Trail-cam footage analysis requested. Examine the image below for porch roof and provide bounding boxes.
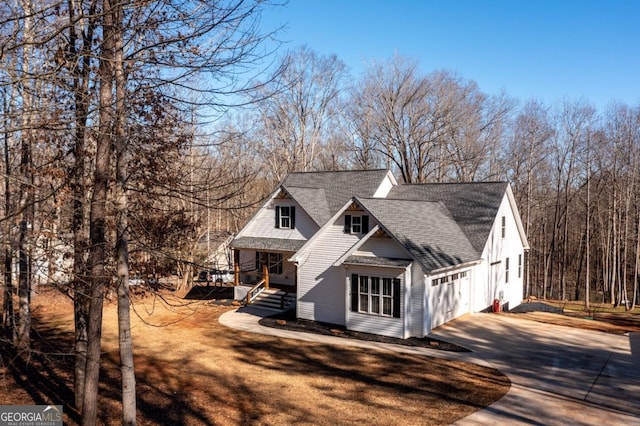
[231,236,305,253]
[342,255,412,268]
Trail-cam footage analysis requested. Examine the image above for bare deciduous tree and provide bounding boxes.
[250,45,348,182]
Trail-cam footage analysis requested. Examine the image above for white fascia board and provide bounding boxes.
[333,225,381,267]
[288,197,356,263]
[427,259,483,277]
[506,184,530,250]
[234,186,283,240]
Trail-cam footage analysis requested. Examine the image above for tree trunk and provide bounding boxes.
[633,207,639,310]
[82,0,114,422]
[2,89,15,339]
[15,0,35,351]
[70,0,96,409]
[585,158,591,310]
[114,2,136,422]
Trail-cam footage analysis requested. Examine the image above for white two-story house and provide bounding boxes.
[231,169,529,338]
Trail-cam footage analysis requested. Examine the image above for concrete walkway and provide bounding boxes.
[219,307,640,425]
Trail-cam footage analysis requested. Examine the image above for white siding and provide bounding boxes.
[240,198,318,241]
[297,219,362,325]
[355,236,407,258]
[345,264,407,339]
[476,193,526,312]
[408,262,424,337]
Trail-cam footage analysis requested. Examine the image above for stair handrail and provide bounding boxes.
[246,278,267,305]
[280,292,289,310]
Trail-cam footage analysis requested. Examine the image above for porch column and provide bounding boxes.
[233,249,240,286]
[262,264,269,289]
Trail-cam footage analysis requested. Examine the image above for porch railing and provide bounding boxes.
[245,264,270,305]
[246,278,266,305]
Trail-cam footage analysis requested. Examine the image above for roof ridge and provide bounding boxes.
[287,168,387,175]
[282,184,327,190]
[357,196,445,203]
[398,181,507,186]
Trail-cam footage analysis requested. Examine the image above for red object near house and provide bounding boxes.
[493,298,501,313]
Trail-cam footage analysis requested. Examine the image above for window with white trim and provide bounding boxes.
[351,273,400,317]
[275,206,295,229]
[505,257,510,283]
[501,216,506,238]
[344,214,369,234]
[518,254,522,278]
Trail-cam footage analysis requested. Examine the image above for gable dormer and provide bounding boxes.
[343,202,370,235]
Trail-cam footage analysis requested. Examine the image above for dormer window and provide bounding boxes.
[352,216,362,233]
[344,214,369,234]
[275,206,295,229]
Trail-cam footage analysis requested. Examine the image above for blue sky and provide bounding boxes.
[259,0,639,111]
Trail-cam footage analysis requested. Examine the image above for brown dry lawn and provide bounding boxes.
[512,300,640,334]
[0,286,510,425]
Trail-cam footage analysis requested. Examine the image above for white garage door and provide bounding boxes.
[430,272,470,329]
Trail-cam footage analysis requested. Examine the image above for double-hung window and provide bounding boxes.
[275,206,295,229]
[359,275,369,313]
[381,278,393,316]
[351,273,400,318]
[505,257,510,283]
[344,214,369,234]
[352,216,362,233]
[518,254,522,278]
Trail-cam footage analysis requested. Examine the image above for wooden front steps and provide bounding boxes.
[249,288,296,312]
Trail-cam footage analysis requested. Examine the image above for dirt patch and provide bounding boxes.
[0,286,509,425]
[508,300,640,334]
[260,311,470,352]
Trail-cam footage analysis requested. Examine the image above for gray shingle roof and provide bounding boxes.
[281,186,330,226]
[282,169,389,226]
[357,197,479,273]
[389,182,507,255]
[231,237,305,252]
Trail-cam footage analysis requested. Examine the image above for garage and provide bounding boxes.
[429,270,470,329]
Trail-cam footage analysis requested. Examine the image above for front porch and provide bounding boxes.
[229,244,300,313]
[233,263,296,313]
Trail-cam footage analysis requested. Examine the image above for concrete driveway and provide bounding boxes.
[431,314,640,425]
[220,308,640,425]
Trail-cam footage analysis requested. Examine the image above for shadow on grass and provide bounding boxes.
[1,315,80,425]
[223,331,509,424]
[1,309,278,425]
[183,285,234,301]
